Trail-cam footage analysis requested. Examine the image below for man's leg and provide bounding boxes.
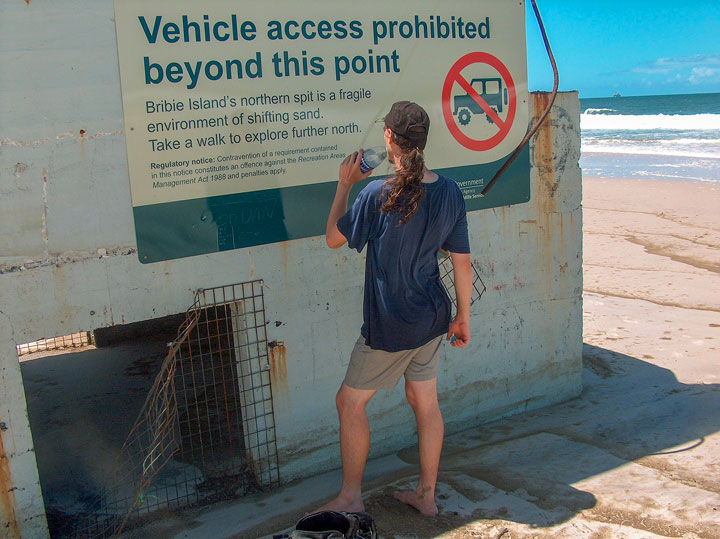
[394,377,443,516]
[316,382,377,513]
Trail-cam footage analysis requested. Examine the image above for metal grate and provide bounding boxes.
[79,280,279,537]
[17,331,92,356]
[438,254,487,310]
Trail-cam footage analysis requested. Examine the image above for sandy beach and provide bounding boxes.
[582,176,719,383]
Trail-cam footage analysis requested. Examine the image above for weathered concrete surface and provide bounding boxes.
[0,336,48,538]
[1,0,582,533]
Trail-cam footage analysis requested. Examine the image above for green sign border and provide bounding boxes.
[133,146,529,263]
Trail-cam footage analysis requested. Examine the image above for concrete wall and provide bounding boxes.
[0,1,582,536]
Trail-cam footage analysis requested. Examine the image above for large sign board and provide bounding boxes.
[113,0,529,262]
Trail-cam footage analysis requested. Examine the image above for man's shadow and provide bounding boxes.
[359,343,720,535]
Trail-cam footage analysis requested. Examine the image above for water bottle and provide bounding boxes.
[359,147,387,173]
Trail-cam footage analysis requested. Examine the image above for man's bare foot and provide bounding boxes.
[393,488,438,516]
[312,493,364,514]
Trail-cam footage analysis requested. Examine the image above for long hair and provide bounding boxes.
[380,130,425,224]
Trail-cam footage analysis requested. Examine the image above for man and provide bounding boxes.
[322,101,472,516]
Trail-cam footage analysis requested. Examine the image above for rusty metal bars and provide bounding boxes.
[79,280,278,537]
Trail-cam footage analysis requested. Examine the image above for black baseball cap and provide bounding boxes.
[384,101,430,150]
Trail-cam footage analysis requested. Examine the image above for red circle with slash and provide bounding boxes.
[442,52,517,151]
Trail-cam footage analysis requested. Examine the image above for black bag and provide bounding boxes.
[274,510,377,539]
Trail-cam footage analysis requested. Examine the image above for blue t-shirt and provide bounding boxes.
[337,174,470,352]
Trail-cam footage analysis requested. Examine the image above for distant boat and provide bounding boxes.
[613,93,621,97]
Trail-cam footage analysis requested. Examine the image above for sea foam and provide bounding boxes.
[581,113,720,131]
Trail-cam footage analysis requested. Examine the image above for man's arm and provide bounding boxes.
[325,150,371,249]
[326,182,352,248]
[447,252,472,348]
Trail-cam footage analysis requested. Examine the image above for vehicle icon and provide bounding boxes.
[453,77,509,125]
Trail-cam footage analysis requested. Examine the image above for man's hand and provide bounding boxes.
[447,317,470,348]
[339,150,372,187]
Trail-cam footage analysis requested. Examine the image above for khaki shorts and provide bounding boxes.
[343,335,444,390]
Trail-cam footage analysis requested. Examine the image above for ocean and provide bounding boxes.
[579,92,720,183]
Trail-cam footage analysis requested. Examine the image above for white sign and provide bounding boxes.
[114,0,528,207]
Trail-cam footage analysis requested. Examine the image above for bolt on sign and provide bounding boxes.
[113,0,529,263]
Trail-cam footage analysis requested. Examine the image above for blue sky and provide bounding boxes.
[525,0,720,98]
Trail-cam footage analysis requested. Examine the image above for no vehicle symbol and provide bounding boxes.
[442,52,517,151]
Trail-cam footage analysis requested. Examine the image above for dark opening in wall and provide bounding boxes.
[21,280,279,538]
